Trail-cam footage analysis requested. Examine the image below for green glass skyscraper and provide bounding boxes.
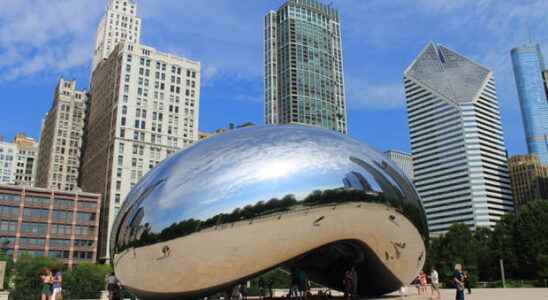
[265,0,347,134]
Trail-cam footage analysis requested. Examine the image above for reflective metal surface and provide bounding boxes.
[111,125,428,299]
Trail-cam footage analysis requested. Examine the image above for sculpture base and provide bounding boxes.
[0,291,9,300]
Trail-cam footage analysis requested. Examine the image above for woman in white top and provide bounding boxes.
[430,268,440,300]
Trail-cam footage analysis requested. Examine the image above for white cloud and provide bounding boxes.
[0,0,103,82]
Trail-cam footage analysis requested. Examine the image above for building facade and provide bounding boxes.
[265,0,347,134]
[384,150,414,181]
[404,42,514,234]
[92,0,141,73]
[35,78,87,192]
[0,134,38,187]
[0,185,100,267]
[508,154,548,208]
[81,42,200,260]
[199,122,256,140]
[510,44,548,165]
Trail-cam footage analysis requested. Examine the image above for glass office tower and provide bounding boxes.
[511,44,548,164]
[265,0,347,134]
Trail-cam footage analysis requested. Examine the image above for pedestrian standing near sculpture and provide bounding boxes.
[239,282,248,300]
[342,270,353,300]
[350,267,358,300]
[463,270,472,294]
[430,267,440,299]
[40,268,53,300]
[453,264,465,300]
[51,270,63,300]
[419,271,428,295]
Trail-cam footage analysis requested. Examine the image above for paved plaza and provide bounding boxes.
[376,288,548,300]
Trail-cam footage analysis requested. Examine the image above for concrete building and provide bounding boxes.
[384,150,414,181]
[265,0,347,134]
[508,154,548,208]
[0,134,38,187]
[35,78,87,192]
[510,44,548,165]
[0,185,101,267]
[92,0,141,73]
[81,42,200,260]
[404,42,514,234]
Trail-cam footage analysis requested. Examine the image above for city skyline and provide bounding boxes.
[1,1,548,155]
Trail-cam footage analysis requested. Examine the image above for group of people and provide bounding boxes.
[39,268,63,300]
[412,268,440,299]
[289,267,310,300]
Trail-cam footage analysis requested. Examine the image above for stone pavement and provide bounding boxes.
[371,288,548,300]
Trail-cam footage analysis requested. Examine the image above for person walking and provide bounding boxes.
[290,267,300,299]
[258,278,266,300]
[419,271,428,295]
[40,268,53,300]
[453,264,465,300]
[239,282,248,300]
[51,269,63,300]
[267,279,273,299]
[430,267,440,300]
[463,270,472,294]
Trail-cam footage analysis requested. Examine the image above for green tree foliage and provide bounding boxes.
[0,252,13,290]
[63,263,112,299]
[11,255,63,300]
[428,200,548,284]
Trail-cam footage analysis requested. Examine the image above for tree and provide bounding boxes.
[513,200,548,279]
[11,255,63,300]
[63,263,112,299]
[0,252,13,290]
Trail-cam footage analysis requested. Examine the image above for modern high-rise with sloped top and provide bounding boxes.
[265,0,347,134]
[403,42,514,234]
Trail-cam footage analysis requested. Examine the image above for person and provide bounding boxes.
[342,270,353,300]
[267,279,273,299]
[297,269,307,300]
[290,268,300,299]
[107,273,121,300]
[239,282,248,300]
[350,267,358,300]
[453,264,465,300]
[413,274,421,295]
[258,278,266,300]
[419,271,428,295]
[51,270,63,300]
[430,267,440,299]
[40,268,53,300]
[463,270,472,294]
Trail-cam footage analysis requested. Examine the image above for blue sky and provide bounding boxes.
[1,0,547,155]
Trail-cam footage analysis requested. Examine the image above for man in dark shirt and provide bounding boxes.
[453,264,465,300]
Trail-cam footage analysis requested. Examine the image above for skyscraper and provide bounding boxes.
[511,44,548,164]
[265,0,347,134]
[404,42,514,234]
[81,41,200,260]
[92,0,141,73]
[35,78,87,191]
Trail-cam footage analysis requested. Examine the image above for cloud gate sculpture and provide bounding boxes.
[111,125,428,299]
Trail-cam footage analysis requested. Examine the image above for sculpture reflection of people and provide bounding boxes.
[258,278,266,300]
[350,267,358,300]
[239,282,248,300]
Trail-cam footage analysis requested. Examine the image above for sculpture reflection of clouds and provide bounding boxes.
[111,125,428,299]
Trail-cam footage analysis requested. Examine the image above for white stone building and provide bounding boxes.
[0,134,39,187]
[81,41,200,260]
[92,0,141,73]
[35,78,88,191]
